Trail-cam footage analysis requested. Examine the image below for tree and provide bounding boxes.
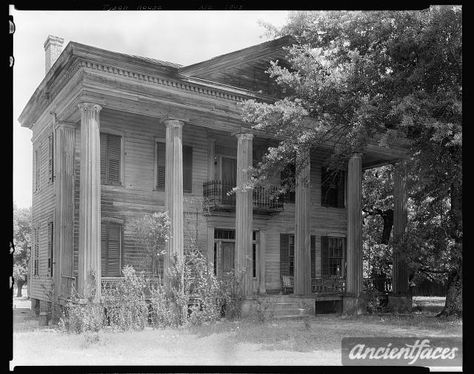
[13,205,32,297]
[242,7,461,316]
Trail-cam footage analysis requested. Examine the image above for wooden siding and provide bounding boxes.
[67,109,348,293]
[30,122,56,301]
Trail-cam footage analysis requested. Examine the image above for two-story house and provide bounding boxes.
[19,35,410,319]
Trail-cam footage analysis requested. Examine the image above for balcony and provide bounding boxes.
[203,180,284,214]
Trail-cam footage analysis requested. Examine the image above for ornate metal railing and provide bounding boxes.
[312,277,346,294]
[203,180,284,213]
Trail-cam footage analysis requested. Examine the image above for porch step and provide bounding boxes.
[273,314,311,320]
[270,307,307,317]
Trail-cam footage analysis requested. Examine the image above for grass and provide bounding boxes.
[11,296,462,367]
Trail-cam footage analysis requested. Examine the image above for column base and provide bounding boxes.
[342,295,367,315]
[388,295,412,313]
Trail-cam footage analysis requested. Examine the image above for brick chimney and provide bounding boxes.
[44,35,64,74]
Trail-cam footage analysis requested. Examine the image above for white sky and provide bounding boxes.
[11,8,290,208]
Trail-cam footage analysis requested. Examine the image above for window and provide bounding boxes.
[183,145,193,193]
[48,133,54,183]
[47,222,53,277]
[280,234,295,276]
[34,148,40,192]
[155,141,166,190]
[321,236,346,277]
[281,234,316,279]
[280,163,295,203]
[154,143,193,192]
[100,133,122,185]
[321,168,345,208]
[33,227,39,276]
[101,222,122,277]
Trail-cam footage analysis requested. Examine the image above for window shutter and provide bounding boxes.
[100,133,122,185]
[280,234,289,277]
[183,145,193,193]
[107,224,121,277]
[35,149,40,191]
[156,142,166,190]
[100,134,108,184]
[48,134,54,182]
[48,222,53,277]
[101,222,122,277]
[34,228,39,276]
[311,235,316,279]
[107,135,121,185]
[321,236,329,277]
[343,237,347,278]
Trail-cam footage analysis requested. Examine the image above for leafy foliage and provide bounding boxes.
[244,8,461,315]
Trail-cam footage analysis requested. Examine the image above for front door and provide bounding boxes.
[216,240,235,277]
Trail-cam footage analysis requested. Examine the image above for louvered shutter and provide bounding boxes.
[35,149,40,191]
[343,237,347,277]
[101,224,108,276]
[156,142,166,190]
[48,222,53,277]
[280,234,290,277]
[101,222,122,277]
[48,134,54,182]
[321,236,329,277]
[107,224,121,277]
[107,135,121,185]
[183,145,193,193]
[100,134,107,184]
[311,235,316,279]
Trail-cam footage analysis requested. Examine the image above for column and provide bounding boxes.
[294,150,311,295]
[164,119,185,271]
[235,132,253,296]
[346,153,363,298]
[392,161,409,295]
[77,103,102,301]
[54,122,76,303]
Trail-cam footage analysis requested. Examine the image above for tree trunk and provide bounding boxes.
[16,279,25,297]
[380,209,393,245]
[438,181,462,317]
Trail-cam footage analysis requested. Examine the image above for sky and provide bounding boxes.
[11,8,290,208]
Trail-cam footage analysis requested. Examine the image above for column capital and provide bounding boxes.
[236,132,254,141]
[163,118,185,129]
[78,102,102,113]
[350,152,363,160]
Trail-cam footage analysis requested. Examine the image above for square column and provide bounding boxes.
[344,153,364,313]
[54,122,76,304]
[77,103,102,301]
[164,119,185,271]
[235,132,253,296]
[294,150,311,295]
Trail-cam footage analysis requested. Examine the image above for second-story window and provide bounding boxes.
[47,221,54,277]
[183,145,193,193]
[321,167,345,208]
[156,143,193,192]
[100,133,122,186]
[280,163,295,203]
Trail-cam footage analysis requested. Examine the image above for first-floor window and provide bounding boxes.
[101,222,122,277]
[321,236,346,277]
[280,234,316,278]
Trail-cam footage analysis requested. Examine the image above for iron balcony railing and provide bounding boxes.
[203,180,284,213]
[312,276,346,294]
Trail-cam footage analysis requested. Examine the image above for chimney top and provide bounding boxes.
[44,35,64,74]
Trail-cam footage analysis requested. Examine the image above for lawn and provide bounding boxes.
[11,296,462,367]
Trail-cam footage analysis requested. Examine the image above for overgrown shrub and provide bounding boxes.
[218,270,244,320]
[102,266,149,331]
[59,300,105,334]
